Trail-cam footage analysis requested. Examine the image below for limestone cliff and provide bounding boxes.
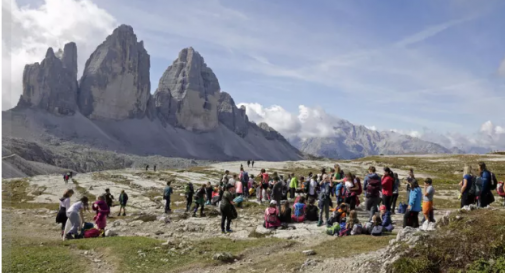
[217,92,248,137]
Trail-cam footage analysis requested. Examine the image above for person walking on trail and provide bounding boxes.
[192,184,206,217]
[478,162,495,208]
[104,189,114,217]
[56,189,74,237]
[391,173,400,214]
[422,178,435,223]
[219,170,230,203]
[154,165,157,172]
[118,190,128,216]
[252,160,255,168]
[205,182,213,205]
[289,173,298,199]
[404,180,422,228]
[92,195,109,230]
[459,165,475,207]
[258,169,269,203]
[185,182,195,212]
[272,177,284,211]
[64,196,89,240]
[364,166,382,221]
[382,167,395,212]
[63,173,69,184]
[146,165,149,171]
[247,160,251,168]
[220,184,235,234]
[163,181,173,213]
[404,169,416,203]
[318,174,333,227]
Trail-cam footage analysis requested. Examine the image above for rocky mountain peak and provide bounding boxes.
[78,24,151,120]
[217,92,248,136]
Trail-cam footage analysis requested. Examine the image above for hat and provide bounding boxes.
[270,200,277,205]
[226,183,234,189]
[380,205,386,211]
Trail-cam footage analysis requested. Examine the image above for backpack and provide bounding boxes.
[304,180,310,193]
[366,177,381,198]
[326,224,341,236]
[472,177,482,196]
[371,225,383,236]
[490,172,498,191]
[233,195,244,204]
[355,178,363,196]
[497,182,505,197]
[398,202,408,214]
[186,184,195,195]
[241,172,249,184]
[351,224,362,235]
[294,203,305,217]
[84,228,102,238]
[266,207,278,224]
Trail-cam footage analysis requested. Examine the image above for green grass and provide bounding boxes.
[2,179,58,210]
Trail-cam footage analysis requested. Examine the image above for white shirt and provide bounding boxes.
[309,179,317,195]
[67,201,84,215]
[228,178,236,186]
[60,198,70,209]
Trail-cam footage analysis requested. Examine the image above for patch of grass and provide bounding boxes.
[390,209,505,272]
[72,178,96,201]
[92,172,132,186]
[467,257,505,273]
[2,179,58,210]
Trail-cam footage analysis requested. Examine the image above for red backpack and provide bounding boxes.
[265,207,278,224]
[355,178,363,196]
[497,182,505,197]
[84,228,102,238]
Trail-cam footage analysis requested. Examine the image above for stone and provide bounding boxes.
[154,230,164,235]
[79,25,151,120]
[128,220,144,227]
[213,252,235,263]
[112,220,127,227]
[18,43,78,115]
[104,229,118,237]
[302,250,316,256]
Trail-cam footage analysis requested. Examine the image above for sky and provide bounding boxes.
[2,0,505,150]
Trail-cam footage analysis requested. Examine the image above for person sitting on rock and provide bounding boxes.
[305,197,319,221]
[264,200,281,229]
[118,190,128,216]
[279,200,292,224]
[292,196,306,222]
[379,205,394,232]
[192,184,206,217]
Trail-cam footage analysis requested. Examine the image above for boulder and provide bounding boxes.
[18,43,78,115]
[105,229,118,237]
[78,25,151,120]
[128,220,144,227]
[213,252,236,263]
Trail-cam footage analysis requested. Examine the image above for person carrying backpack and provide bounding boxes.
[460,165,476,207]
[381,167,395,212]
[264,200,281,229]
[272,177,284,211]
[220,184,236,234]
[364,166,382,221]
[192,184,206,217]
[318,175,333,227]
[185,182,195,212]
[240,168,249,197]
[404,180,422,228]
[289,173,298,199]
[478,162,495,207]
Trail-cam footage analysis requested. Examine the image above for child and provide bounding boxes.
[371,213,384,236]
[118,190,128,216]
[164,181,173,213]
[235,175,244,197]
[340,210,360,236]
[104,188,114,217]
[248,175,255,195]
[305,197,319,221]
[329,203,348,226]
[192,184,206,217]
[279,201,292,223]
[264,200,281,229]
[205,182,213,205]
[56,189,74,236]
[422,178,435,223]
[185,182,195,212]
[379,205,394,232]
[92,195,109,230]
[292,196,306,222]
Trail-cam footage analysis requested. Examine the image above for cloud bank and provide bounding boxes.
[2,0,117,110]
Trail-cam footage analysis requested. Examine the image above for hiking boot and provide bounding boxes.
[64,233,74,240]
[117,213,121,216]
[122,213,126,216]
[200,213,206,217]
[221,230,226,234]
[226,229,233,233]
[317,221,323,227]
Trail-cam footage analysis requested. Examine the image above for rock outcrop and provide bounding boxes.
[217,92,248,136]
[18,43,78,115]
[154,47,220,131]
[78,24,151,120]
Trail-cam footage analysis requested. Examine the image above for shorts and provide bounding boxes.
[422,201,433,215]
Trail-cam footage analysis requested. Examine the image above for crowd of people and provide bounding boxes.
[56,161,503,239]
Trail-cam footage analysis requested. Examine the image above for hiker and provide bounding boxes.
[63,173,69,184]
[459,165,475,207]
[64,196,89,240]
[56,189,74,237]
[318,174,333,226]
[292,196,306,222]
[220,184,235,234]
[205,182,213,205]
[185,182,195,212]
[192,184,206,217]
[307,174,318,200]
[240,168,249,197]
[272,177,284,210]
[248,175,255,196]
[342,210,360,236]
[332,164,345,182]
[382,167,395,212]
[69,171,73,178]
[252,160,255,167]
[364,166,382,221]
[478,162,495,208]
[247,160,251,167]
[279,200,292,223]
[154,165,157,172]
[379,205,394,232]
[305,197,319,221]
[404,169,416,203]
[235,174,243,197]
[118,190,128,216]
[328,202,348,226]
[146,165,149,171]
[335,172,360,210]
[219,170,230,203]
[422,178,435,223]
[258,169,270,203]
[391,173,400,214]
[289,173,298,199]
[404,180,422,228]
[264,200,281,229]
[229,174,237,194]
[163,181,173,213]
[92,195,109,230]
[104,189,114,217]
[280,175,289,201]
[370,213,384,236]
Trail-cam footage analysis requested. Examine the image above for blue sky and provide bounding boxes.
[3,0,505,144]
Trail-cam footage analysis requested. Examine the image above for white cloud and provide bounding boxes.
[2,0,117,110]
[389,129,422,138]
[365,125,377,131]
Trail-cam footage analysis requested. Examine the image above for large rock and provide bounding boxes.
[154,47,220,131]
[78,24,151,120]
[217,92,248,136]
[18,43,78,115]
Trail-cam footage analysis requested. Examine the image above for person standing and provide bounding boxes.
[64,196,89,240]
[252,160,255,168]
[247,160,251,167]
[404,169,416,203]
[422,178,435,223]
[404,180,422,228]
[185,182,195,212]
[289,173,298,199]
[391,173,400,214]
[205,182,213,205]
[220,184,235,234]
[56,189,74,237]
[459,165,475,207]
[381,167,395,212]
[118,190,128,216]
[240,168,249,196]
[272,177,284,211]
[192,184,206,217]
[104,189,114,217]
[318,174,333,227]
[478,162,494,207]
[364,166,382,221]
[163,181,173,213]
[154,165,157,172]
[92,195,109,230]
[146,165,149,171]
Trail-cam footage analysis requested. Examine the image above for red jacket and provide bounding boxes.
[381,176,394,196]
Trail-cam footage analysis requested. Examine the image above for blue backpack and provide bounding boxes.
[294,203,305,217]
[398,202,408,214]
[241,172,249,184]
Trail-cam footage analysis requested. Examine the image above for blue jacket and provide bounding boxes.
[481,170,491,193]
[381,211,392,227]
[408,187,422,212]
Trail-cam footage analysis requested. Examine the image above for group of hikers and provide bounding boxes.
[57,160,503,239]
